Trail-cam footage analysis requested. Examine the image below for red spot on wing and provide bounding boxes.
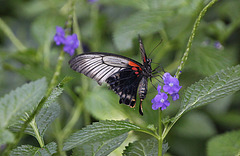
[135,72,139,75]
[144,57,146,63]
[128,61,140,67]
[132,67,138,71]
[128,61,142,71]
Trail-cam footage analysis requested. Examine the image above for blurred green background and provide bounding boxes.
[0,0,240,155]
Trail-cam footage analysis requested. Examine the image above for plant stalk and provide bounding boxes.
[158,109,163,156]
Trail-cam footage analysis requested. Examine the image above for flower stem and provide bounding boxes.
[0,18,27,51]
[30,117,44,148]
[175,0,218,79]
[46,50,65,96]
[158,109,163,156]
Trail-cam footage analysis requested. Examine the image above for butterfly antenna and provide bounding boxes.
[148,39,163,58]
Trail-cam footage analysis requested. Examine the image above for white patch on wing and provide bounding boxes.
[103,56,129,67]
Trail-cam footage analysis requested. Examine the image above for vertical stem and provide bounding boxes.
[158,109,163,156]
[175,0,218,79]
[46,50,65,96]
[0,18,27,51]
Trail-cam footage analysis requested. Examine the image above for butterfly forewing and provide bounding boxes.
[69,52,143,85]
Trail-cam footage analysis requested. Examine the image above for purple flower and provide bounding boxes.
[214,41,223,50]
[163,72,182,95]
[151,92,170,110]
[54,26,65,45]
[171,93,179,101]
[151,86,170,110]
[63,34,79,56]
[151,73,181,111]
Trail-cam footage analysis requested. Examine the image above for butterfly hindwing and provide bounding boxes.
[106,67,143,108]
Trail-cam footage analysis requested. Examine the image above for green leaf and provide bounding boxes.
[10,102,60,139]
[72,133,128,156]
[188,45,234,76]
[44,77,71,107]
[207,130,240,156]
[36,102,60,137]
[211,111,240,128]
[84,87,127,120]
[10,77,70,138]
[178,65,240,117]
[123,137,169,156]
[10,102,60,140]
[0,78,47,128]
[0,129,14,145]
[113,10,172,51]
[10,142,57,156]
[175,112,216,138]
[63,120,141,151]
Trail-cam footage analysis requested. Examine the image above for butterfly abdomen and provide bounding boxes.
[138,76,148,100]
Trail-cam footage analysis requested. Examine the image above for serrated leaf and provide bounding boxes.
[0,78,47,128]
[178,65,240,117]
[44,76,72,107]
[0,129,14,145]
[207,130,240,156]
[36,102,60,137]
[123,137,169,156]
[10,142,57,156]
[10,102,60,138]
[72,133,128,156]
[63,120,141,151]
[113,10,172,51]
[10,77,70,138]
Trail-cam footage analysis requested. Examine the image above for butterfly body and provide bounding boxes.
[69,37,153,115]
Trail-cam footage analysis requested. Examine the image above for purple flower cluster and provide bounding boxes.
[54,26,79,56]
[151,72,182,110]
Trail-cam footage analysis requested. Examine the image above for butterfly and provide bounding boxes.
[69,36,157,115]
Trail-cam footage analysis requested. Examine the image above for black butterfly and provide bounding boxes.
[69,36,156,115]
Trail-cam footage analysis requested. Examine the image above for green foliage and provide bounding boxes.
[0,78,47,128]
[174,112,216,138]
[207,130,240,156]
[10,142,57,156]
[123,137,169,156]
[178,65,240,116]
[113,10,170,50]
[63,120,141,151]
[72,133,128,156]
[188,44,235,76]
[11,102,60,139]
[0,129,14,145]
[84,87,128,120]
